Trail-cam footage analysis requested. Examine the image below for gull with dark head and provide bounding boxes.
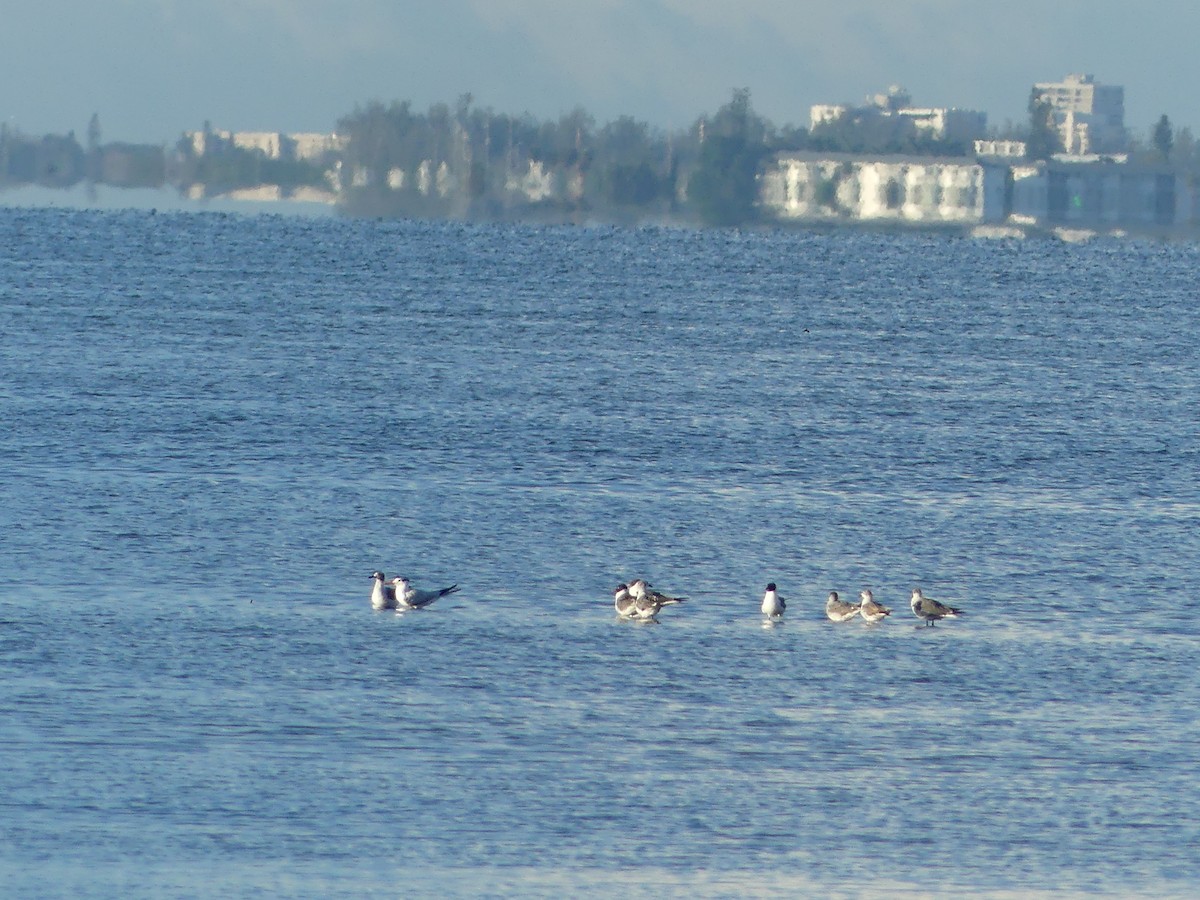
[370,571,398,610]
[910,588,963,626]
[858,589,892,623]
[628,578,687,620]
[390,576,460,610]
[761,582,786,618]
[825,590,862,622]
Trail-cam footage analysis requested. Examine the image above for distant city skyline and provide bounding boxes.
[3,1,1195,144]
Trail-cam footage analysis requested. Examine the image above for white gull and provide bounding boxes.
[761,582,786,618]
[370,571,398,610]
[391,576,460,610]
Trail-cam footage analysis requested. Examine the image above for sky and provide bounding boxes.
[2,0,1196,145]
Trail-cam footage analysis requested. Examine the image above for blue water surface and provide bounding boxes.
[2,208,1199,898]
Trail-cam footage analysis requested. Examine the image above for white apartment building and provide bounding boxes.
[975,140,1027,159]
[288,133,349,161]
[810,85,987,144]
[187,130,278,158]
[186,130,346,162]
[1030,74,1126,155]
[760,153,1008,225]
[759,152,1190,234]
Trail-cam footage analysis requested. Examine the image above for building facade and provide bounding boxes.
[760,152,1192,235]
[185,130,346,162]
[1030,74,1126,155]
[761,153,1008,226]
[1009,159,1189,229]
[975,140,1028,159]
[810,85,987,145]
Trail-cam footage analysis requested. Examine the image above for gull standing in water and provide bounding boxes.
[761,582,786,618]
[858,589,892,623]
[910,588,963,626]
[613,583,638,618]
[390,576,460,610]
[370,571,398,610]
[628,579,687,620]
[825,590,862,622]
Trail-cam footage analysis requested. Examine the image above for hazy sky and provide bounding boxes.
[2,1,1195,144]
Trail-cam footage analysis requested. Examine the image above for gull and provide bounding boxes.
[614,583,638,618]
[390,576,460,610]
[761,582,786,618]
[370,571,398,610]
[825,590,862,622]
[910,588,963,626]
[628,579,687,620]
[858,589,892,623]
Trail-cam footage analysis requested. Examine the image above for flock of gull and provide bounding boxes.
[369,571,964,626]
[619,580,964,624]
[613,580,964,626]
[820,587,963,625]
[612,579,690,620]
[370,571,460,611]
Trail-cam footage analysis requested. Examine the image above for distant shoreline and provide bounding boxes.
[0,183,335,217]
[5,182,1198,244]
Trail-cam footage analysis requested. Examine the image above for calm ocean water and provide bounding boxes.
[2,207,1199,898]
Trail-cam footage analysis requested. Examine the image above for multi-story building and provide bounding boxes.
[761,152,1008,226]
[185,130,346,162]
[1030,73,1126,155]
[974,139,1028,159]
[810,85,987,145]
[759,151,1190,235]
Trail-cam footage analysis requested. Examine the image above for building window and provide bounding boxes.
[885,179,903,209]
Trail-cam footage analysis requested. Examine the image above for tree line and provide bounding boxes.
[332,89,982,225]
[4,94,1198,226]
[1,116,165,190]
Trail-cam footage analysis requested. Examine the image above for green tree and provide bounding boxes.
[1172,126,1196,172]
[687,89,768,226]
[1152,114,1174,162]
[771,122,809,153]
[35,132,85,187]
[1025,94,1058,160]
[588,116,673,210]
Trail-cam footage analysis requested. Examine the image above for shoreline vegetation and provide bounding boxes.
[4,91,1199,237]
